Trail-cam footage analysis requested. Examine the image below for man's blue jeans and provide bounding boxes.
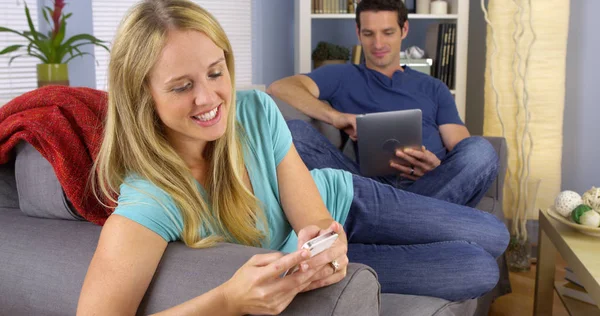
[287,120,509,301]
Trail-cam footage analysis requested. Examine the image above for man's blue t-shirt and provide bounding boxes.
[112,90,354,254]
[306,63,463,160]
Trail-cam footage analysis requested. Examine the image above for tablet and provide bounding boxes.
[356,109,422,177]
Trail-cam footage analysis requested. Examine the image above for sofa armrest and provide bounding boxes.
[271,96,345,149]
[141,243,381,316]
[0,209,380,316]
[482,136,507,204]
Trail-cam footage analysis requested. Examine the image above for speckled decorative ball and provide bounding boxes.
[554,190,583,217]
[582,187,600,210]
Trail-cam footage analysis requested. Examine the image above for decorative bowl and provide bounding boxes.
[546,206,600,237]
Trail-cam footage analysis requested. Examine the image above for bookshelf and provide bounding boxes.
[294,0,470,122]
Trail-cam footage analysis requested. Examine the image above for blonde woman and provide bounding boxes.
[78,1,347,314]
[78,0,508,314]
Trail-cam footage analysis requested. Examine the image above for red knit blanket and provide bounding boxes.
[0,85,111,225]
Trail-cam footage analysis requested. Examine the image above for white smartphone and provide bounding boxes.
[282,231,339,277]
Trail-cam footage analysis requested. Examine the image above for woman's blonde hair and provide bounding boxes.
[93,0,265,248]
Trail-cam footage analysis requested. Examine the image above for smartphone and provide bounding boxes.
[282,231,339,277]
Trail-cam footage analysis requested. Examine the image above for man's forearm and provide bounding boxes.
[268,76,340,125]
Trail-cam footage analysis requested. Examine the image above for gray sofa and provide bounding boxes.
[0,97,510,316]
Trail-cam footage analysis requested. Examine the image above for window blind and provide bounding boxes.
[0,0,39,106]
[92,0,252,91]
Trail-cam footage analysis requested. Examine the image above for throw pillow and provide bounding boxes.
[14,142,83,220]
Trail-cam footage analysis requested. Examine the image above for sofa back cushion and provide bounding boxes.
[15,142,83,220]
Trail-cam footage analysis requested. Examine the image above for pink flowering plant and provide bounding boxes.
[0,1,108,64]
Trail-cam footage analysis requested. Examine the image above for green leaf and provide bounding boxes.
[53,22,69,62]
[53,18,67,48]
[8,54,26,66]
[0,26,27,38]
[0,45,23,55]
[42,7,51,25]
[62,12,73,21]
[61,34,104,49]
[27,42,50,63]
[31,38,52,62]
[24,4,39,42]
[24,31,48,40]
[55,33,109,63]
[63,52,94,64]
[73,46,83,56]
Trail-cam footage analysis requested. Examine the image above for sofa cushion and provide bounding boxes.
[380,293,476,316]
[475,196,496,214]
[0,208,380,315]
[14,142,82,220]
[0,158,19,209]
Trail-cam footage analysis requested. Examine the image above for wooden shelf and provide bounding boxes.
[311,13,459,19]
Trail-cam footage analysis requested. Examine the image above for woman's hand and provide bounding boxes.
[296,221,349,292]
[221,249,319,315]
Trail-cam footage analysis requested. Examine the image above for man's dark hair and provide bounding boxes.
[355,0,409,31]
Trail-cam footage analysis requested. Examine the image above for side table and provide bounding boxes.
[534,209,600,315]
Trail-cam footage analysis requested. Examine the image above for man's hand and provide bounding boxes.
[332,113,357,141]
[391,146,441,180]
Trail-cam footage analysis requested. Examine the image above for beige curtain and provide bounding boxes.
[482,0,570,222]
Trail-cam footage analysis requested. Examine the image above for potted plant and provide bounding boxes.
[312,41,350,69]
[0,1,109,87]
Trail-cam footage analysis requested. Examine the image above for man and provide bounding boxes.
[267,0,497,207]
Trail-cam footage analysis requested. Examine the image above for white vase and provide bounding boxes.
[430,0,448,15]
[416,0,430,14]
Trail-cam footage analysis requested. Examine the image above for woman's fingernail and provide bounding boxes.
[301,263,309,270]
[301,250,310,258]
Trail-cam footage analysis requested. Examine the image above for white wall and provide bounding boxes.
[562,0,600,192]
[251,0,295,86]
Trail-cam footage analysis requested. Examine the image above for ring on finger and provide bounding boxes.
[330,260,340,274]
[409,167,415,176]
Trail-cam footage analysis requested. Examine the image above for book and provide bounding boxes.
[560,281,597,305]
[447,24,456,89]
[425,23,444,79]
[351,45,362,65]
[440,24,451,85]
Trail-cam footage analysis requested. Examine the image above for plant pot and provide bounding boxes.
[506,235,532,272]
[37,64,69,87]
[313,59,347,69]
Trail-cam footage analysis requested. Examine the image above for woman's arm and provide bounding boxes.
[276,144,349,290]
[77,214,318,315]
[77,214,234,315]
[276,144,334,232]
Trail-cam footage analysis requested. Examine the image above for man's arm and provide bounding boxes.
[267,75,340,125]
[439,123,470,151]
